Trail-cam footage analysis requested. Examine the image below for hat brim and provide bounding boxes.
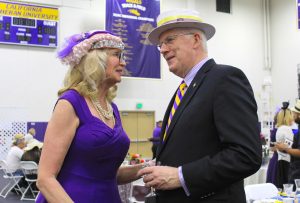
[24,141,43,151]
[291,107,300,114]
[148,21,216,45]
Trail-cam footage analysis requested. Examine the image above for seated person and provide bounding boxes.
[24,127,40,144]
[21,139,43,164]
[6,133,28,190]
[6,133,26,175]
[21,140,43,191]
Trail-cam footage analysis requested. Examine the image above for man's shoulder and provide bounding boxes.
[212,63,240,72]
[209,63,246,80]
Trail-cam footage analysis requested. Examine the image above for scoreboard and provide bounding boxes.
[0,1,58,48]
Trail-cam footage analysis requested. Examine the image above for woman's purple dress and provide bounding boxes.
[36,90,130,203]
[266,128,278,185]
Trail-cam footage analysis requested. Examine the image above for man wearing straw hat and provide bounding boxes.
[138,9,261,202]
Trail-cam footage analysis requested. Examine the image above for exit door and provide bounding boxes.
[120,111,154,158]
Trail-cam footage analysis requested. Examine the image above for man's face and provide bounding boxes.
[19,139,26,149]
[158,29,196,78]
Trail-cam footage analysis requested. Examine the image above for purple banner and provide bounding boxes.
[106,0,161,79]
[27,122,48,142]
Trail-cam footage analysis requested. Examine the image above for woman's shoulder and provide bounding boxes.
[60,89,81,99]
[277,125,292,130]
[59,89,87,105]
[276,125,294,136]
[10,146,24,155]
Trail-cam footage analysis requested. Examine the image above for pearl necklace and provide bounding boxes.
[90,97,115,125]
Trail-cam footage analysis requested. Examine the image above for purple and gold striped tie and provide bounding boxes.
[163,81,187,141]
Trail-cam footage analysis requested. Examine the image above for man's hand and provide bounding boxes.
[137,166,181,190]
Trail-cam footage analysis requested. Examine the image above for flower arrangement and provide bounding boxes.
[128,153,145,165]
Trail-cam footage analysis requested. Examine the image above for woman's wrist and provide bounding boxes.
[284,147,290,154]
[141,162,151,169]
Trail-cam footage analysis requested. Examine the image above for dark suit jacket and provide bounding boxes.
[155,59,262,203]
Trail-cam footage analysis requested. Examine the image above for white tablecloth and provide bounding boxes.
[253,200,276,203]
[244,165,268,186]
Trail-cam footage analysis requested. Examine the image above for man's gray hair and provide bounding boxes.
[174,27,208,52]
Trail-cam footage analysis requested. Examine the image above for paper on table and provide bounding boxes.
[253,199,276,203]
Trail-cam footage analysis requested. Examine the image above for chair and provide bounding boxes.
[128,178,151,203]
[0,160,24,198]
[19,161,39,201]
[244,183,278,202]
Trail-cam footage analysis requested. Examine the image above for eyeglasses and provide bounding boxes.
[110,51,126,63]
[157,33,194,50]
[118,51,126,62]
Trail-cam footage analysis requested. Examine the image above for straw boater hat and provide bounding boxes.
[148,9,216,45]
[12,133,25,145]
[291,99,300,114]
[24,139,43,151]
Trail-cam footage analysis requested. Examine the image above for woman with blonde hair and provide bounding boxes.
[275,102,294,188]
[36,30,148,203]
[6,133,26,175]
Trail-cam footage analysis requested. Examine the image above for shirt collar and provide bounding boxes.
[184,57,210,87]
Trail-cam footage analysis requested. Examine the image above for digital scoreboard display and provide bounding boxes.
[0,1,59,48]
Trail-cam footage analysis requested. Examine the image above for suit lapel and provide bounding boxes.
[156,59,216,159]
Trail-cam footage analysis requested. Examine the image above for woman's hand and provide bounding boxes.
[275,142,289,152]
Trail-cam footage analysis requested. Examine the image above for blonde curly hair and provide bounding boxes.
[58,49,117,102]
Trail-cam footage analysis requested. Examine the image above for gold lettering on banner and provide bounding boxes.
[126,0,142,5]
[0,2,59,21]
[128,9,140,16]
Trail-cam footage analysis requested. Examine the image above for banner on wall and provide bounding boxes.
[27,122,48,142]
[106,0,161,79]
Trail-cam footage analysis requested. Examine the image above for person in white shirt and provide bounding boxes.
[24,128,36,143]
[6,133,26,175]
[273,103,294,189]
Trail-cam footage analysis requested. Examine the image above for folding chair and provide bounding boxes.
[244,183,279,203]
[20,161,39,201]
[0,160,24,198]
[128,178,151,203]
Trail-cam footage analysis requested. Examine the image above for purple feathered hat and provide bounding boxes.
[57,30,125,67]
